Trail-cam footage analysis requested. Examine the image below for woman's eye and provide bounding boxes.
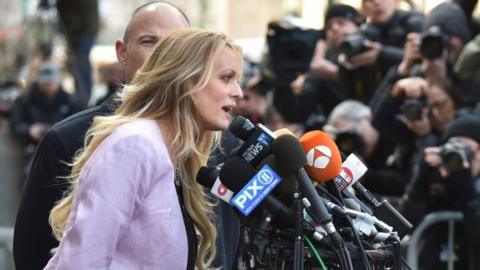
[222,75,231,82]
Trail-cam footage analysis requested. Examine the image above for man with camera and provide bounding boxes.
[399,112,480,269]
[373,75,463,167]
[272,4,363,127]
[373,2,477,109]
[339,0,424,85]
[323,100,413,197]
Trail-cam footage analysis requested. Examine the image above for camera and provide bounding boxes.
[338,24,379,58]
[266,22,319,77]
[335,129,364,155]
[420,26,448,60]
[439,138,473,173]
[401,94,427,122]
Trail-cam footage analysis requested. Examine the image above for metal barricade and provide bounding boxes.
[406,211,464,270]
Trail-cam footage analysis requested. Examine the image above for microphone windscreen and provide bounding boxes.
[299,130,342,183]
[272,134,307,175]
[228,116,255,141]
[273,128,294,137]
[258,155,297,200]
[196,166,219,189]
[219,156,257,192]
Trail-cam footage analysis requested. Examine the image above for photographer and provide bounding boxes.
[324,100,413,197]
[373,77,463,160]
[399,112,480,269]
[273,4,361,125]
[342,0,424,73]
[371,2,474,113]
[10,62,83,147]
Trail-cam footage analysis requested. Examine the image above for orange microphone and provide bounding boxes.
[299,130,342,183]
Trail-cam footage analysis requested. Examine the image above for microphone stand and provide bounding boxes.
[293,191,304,270]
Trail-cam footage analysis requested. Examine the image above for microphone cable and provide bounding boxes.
[317,185,372,270]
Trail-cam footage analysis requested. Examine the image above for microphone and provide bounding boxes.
[196,166,234,203]
[338,153,413,237]
[299,130,345,205]
[219,156,325,242]
[272,134,343,247]
[228,116,276,166]
[260,155,298,204]
[299,130,343,182]
[299,131,373,213]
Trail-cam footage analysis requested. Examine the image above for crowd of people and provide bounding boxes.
[5,0,480,269]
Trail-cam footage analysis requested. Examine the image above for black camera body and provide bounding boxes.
[335,129,365,155]
[420,25,448,60]
[439,138,473,174]
[266,22,319,78]
[401,94,428,122]
[338,24,380,58]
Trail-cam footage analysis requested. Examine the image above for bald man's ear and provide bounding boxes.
[115,39,127,64]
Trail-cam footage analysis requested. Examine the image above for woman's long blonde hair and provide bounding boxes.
[49,29,243,269]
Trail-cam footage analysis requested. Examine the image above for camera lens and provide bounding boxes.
[420,26,445,60]
[339,32,367,58]
[442,151,464,173]
[420,36,444,60]
[401,98,425,122]
[335,130,364,155]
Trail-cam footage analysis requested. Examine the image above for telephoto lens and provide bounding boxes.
[420,26,446,60]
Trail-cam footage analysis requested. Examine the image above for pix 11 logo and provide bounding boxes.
[231,164,281,216]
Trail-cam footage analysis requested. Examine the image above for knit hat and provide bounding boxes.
[325,4,361,26]
[37,62,61,84]
[443,112,480,143]
[424,2,471,44]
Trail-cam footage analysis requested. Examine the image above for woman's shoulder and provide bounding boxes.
[101,119,168,158]
[110,118,162,141]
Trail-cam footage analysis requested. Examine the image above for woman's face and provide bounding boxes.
[193,47,243,131]
[427,85,455,132]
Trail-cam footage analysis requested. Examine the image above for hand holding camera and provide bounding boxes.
[397,33,421,75]
[424,138,473,177]
[391,77,433,136]
[391,77,426,98]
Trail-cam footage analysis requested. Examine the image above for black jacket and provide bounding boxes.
[9,83,83,145]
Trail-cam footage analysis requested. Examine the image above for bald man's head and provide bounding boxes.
[115,1,190,82]
[123,1,190,44]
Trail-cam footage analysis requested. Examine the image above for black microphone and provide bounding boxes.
[219,156,325,242]
[196,166,234,203]
[228,116,276,167]
[272,134,343,247]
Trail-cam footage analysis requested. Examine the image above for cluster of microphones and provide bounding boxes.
[196,116,413,270]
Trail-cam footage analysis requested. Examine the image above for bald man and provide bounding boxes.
[13,2,192,269]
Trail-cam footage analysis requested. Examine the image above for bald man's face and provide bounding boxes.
[115,5,189,83]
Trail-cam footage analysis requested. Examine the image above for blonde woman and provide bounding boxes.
[44,29,243,270]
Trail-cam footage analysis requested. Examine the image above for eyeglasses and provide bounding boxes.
[428,99,449,110]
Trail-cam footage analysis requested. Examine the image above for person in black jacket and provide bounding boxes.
[399,112,480,270]
[10,62,83,147]
[13,3,230,270]
[56,0,99,106]
[10,62,83,176]
[273,4,361,124]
